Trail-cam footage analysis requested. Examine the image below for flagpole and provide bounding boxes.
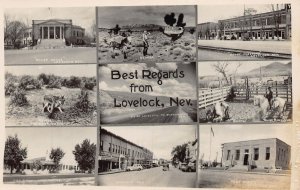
[209,126,211,166]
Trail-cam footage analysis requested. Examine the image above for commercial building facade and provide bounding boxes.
[221,138,291,170]
[98,128,153,173]
[198,4,291,40]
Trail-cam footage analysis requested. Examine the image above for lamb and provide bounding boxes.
[271,97,286,119]
[253,95,269,120]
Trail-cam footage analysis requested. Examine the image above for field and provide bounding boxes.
[5,87,97,126]
[98,30,196,63]
[199,100,292,123]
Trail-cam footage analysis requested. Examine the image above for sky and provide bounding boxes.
[103,125,197,160]
[5,7,95,35]
[97,5,196,28]
[199,124,293,163]
[198,60,291,77]
[99,62,197,99]
[5,127,97,165]
[198,4,286,23]
[5,64,96,78]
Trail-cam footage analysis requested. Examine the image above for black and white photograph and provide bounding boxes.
[198,125,292,189]
[197,4,291,61]
[99,62,197,124]
[4,7,96,65]
[198,60,292,123]
[5,65,97,126]
[3,127,96,185]
[97,125,197,187]
[97,5,196,63]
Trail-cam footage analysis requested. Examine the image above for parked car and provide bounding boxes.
[152,163,159,167]
[179,163,188,171]
[142,164,152,169]
[126,164,143,171]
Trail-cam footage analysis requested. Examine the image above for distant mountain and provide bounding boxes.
[246,62,292,76]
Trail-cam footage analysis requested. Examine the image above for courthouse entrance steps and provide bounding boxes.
[35,39,67,49]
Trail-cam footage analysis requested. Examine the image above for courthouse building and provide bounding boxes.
[98,128,153,173]
[221,138,291,170]
[22,19,85,47]
[198,4,291,40]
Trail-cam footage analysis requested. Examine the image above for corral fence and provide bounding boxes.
[199,76,292,109]
[199,86,231,109]
[235,77,292,104]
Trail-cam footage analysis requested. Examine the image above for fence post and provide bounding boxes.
[275,81,278,97]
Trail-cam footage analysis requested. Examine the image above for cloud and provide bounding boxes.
[155,62,178,71]
[99,81,129,92]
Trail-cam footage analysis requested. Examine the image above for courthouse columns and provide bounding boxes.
[48,26,50,39]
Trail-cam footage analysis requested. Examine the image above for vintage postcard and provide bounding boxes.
[97,5,196,63]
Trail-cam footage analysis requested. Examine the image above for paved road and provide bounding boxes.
[198,170,291,189]
[5,47,97,65]
[103,106,195,124]
[98,166,196,187]
[198,40,291,54]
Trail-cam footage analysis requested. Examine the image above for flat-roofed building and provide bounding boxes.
[221,138,291,170]
[98,128,153,173]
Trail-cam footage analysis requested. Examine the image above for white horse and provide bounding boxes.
[271,97,286,119]
[253,95,269,120]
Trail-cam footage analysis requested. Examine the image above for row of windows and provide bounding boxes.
[100,140,152,159]
[223,14,287,29]
[226,147,271,161]
[73,30,84,37]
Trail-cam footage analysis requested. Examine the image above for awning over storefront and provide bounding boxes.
[98,155,119,162]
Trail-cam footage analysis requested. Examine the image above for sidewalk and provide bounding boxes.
[199,168,291,176]
[198,40,291,55]
[98,169,125,175]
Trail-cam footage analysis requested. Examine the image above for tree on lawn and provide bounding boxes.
[4,135,27,174]
[49,147,65,172]
[73,139,96,173]
[171,143,188,165]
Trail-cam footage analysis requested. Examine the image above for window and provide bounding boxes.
[266,147,270,160]
[226,150,231,160]
[254,148,259,160]
[100,140,103,151]
[109,143,111,152]
[235,150,240,160]
[112,144,115,153]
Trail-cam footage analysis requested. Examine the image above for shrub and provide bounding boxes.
[65,76,82,88]
[19,75,42,90]
[10,88,28,107]
[172,47,183,56]
[46,79,62,89]
[75,90,90,112]
[84,82,96,91]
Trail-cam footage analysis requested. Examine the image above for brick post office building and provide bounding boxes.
[98,128,153,173]
[221,138,291,170]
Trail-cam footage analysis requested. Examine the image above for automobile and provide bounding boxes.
[142,164,152,169]
[152,163,159,167]
[185,162,196,172]
[126,164,143,171]
[179,163,188,171]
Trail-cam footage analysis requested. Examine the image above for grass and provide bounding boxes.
[5,87,97,126]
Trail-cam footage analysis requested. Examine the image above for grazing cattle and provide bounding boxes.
[271,97,286,119]
[104,34,132,59]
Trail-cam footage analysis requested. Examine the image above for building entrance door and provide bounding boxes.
[243,149,249,165]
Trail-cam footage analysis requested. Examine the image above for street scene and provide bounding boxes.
[98,125,197,187]
[4,7,96,65]
[197,4,291,61]
[5,65,97,126]
[198,124,292,189]
[198,60,292,123]
[99,62,197,124]
[97,6,196,63]
[3,127,97,185]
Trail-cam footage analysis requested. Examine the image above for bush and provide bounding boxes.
[75,90,91,112]
[10,88,28,107]
[65,76,82,88]
[19,75,42,90]
[46,79,62,89]
[84,82,96,91]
